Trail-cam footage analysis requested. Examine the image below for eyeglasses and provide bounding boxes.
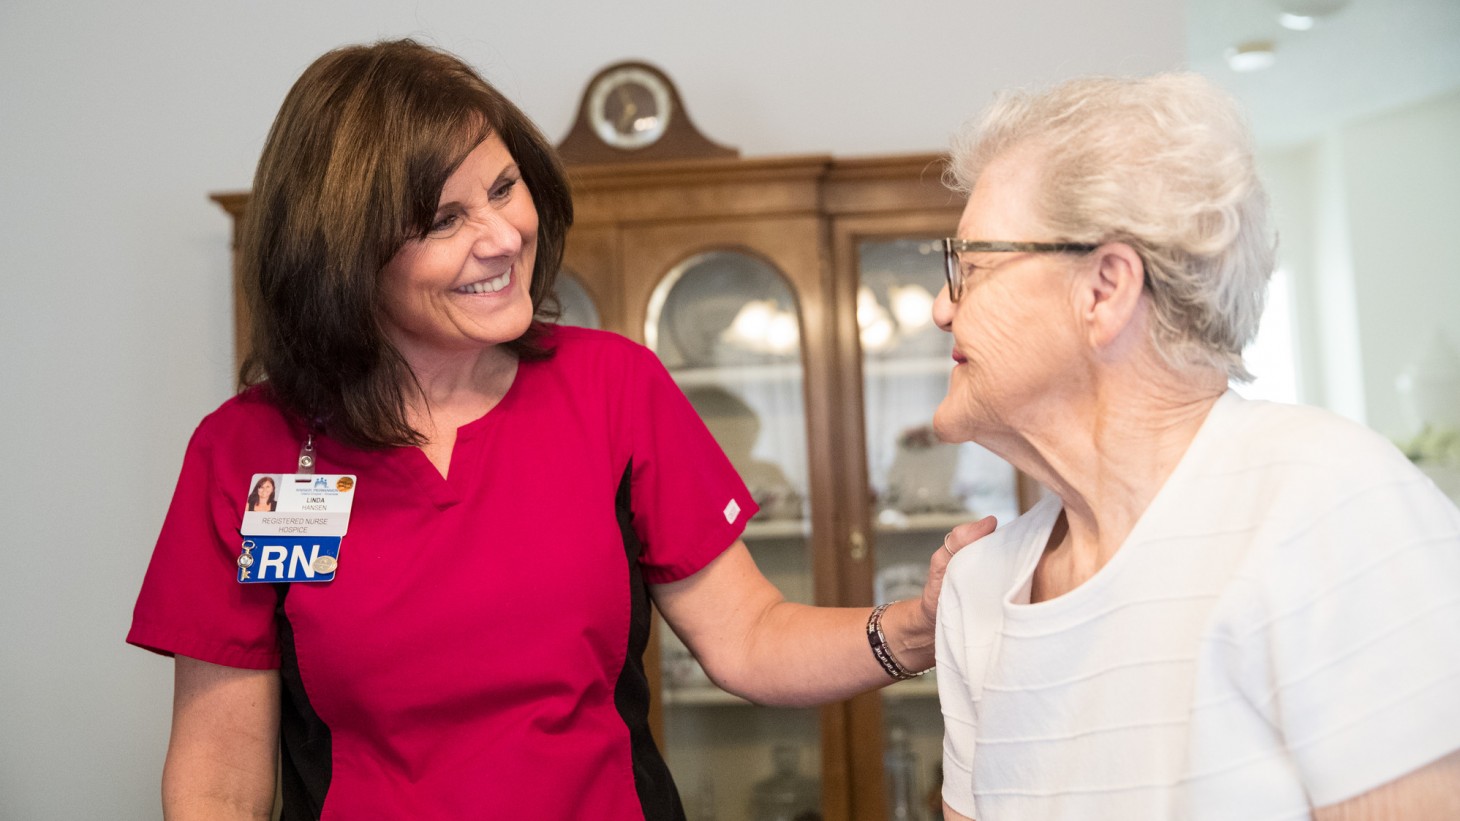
[942,239,1098,301]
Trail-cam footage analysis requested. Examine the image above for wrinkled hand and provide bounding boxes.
[918,515,997,629]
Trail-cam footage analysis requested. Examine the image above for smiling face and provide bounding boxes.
[932,149,1085,445]
[377,132,539,368]
[256,478,275,502]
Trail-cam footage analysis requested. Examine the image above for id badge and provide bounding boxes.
[237,473,356,583]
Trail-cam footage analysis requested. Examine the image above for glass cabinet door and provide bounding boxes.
[645,250,823,821]
[856,237,1022,820]
[553,272,601,329]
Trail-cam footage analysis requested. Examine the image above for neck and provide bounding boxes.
[395,341,520,443]
[998,355,1226,565]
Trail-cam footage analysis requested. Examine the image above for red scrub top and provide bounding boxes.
[129,327,758,819]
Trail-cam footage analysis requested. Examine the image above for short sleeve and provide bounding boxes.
[622,345,758,584]
[127,415,284,669]
[938,556,980,818]
[1239,455,1460,807]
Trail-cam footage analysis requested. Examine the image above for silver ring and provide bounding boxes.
[942,533,956,558]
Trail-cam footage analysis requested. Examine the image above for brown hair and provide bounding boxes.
[238,38,573,448]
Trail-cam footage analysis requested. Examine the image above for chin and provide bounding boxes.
[483,298,535,343]
[932,405,962,444]
[505,306,537,342]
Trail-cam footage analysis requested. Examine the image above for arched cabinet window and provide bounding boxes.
[549,271,601,329]
[852,237,1023,811]
[644,250,820,815]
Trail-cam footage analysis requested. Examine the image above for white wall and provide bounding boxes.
[0,2,1184,817]
[1258,89,1460,438]
[1344,90,1460,438]
[1259,137,1368,420]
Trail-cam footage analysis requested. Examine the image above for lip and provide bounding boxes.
[453,266,515,296]
[951,350,967,364]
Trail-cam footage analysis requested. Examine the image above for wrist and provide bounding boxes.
[891,598,937,672]
[866,600,935,679]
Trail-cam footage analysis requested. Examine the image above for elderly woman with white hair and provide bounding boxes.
[931,73,1460,821]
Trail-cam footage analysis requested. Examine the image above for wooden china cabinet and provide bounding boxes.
[212,62,1033,821]
[553,146,1036,821]
[550,63,1034,821]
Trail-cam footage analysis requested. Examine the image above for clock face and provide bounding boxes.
[588,66,674,150]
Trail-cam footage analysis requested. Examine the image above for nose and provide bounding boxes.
[469,212,522,258]
[932,283,956,332]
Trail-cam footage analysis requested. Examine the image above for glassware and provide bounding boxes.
[859,237,1018,819]
[749,744,821,821]
[885,720,925,821]
[692,772,718,821]
[647,251,821,816]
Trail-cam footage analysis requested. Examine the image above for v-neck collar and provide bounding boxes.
[1003,390,1240,616]
[389,356,530,510]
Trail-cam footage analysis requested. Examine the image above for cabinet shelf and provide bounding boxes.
[663,676,939,708]
[744,518,811,540]
[873,510,976,534]
[670,362,804,386]
[662,684,750,707]
[882,676,939,700]
[862,356,953,378]
[670,357,949,386]
[671,357,951,384]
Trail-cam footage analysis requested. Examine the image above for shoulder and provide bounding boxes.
[535,325,666,379]
[946,495,1061,594]
[178,386,304,479]
[1187,396,1433,527]
[536,325,681,392]
[1203,395,1459,539]
[1209,397,1460,615]
[1219,396,1412,480]
[542,325,650,360]
[192,386,295,443]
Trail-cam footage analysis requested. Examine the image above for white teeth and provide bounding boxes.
[456,270,512,294]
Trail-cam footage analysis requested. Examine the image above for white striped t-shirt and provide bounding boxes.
[937,392,1460,820]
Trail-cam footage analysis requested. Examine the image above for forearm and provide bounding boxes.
[164,656,279,821]
[162,744,276,821]
[163,790,275,821]
[711,599,930,707]
[656,520,994,710]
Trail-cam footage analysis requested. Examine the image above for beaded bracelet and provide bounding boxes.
[866,601,925,681]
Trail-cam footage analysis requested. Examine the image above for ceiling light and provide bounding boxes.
[1227,40,1277,72]
[1272,0,1350,16]
[1279,12,1316,30]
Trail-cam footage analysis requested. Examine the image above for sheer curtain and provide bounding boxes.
[647,251,810,519]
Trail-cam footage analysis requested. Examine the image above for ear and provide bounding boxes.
[1077,242,1145,350]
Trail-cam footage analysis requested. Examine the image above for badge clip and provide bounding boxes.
[297,434,315,475]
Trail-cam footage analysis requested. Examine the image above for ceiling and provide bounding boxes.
[1187,0,1460,148]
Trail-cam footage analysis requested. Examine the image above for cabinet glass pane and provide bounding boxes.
[645,250,821,821]
[551,272,600,328]
[858,237,1020,821]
